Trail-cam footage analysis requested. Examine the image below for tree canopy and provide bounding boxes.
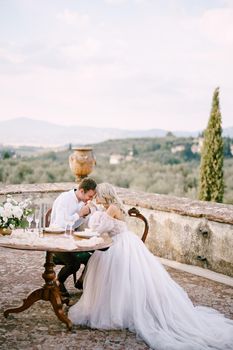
[198,87,224,202]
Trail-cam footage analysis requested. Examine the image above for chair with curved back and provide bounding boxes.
[128,207,149,243]
[45,207,52,228]
[44,207,77,284]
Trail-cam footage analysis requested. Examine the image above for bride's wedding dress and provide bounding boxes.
[68,211,233,350]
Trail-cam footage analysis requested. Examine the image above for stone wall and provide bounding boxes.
[1,183,233,277]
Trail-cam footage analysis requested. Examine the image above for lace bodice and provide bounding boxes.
[88,211,127,237]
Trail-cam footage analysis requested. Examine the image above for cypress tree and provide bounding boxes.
[198,87,224,202]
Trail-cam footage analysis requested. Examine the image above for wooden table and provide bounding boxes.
[0,232,112,330]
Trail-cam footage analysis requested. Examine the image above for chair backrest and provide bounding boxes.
[128,207,149,243]
[45,206,149,243]
[45,208,52,227]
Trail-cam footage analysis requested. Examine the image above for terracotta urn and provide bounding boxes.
[69,147,96,182]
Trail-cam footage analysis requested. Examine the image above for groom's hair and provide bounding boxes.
[79,178,97,193]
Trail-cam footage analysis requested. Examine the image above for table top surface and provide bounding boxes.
[0,230,113,252]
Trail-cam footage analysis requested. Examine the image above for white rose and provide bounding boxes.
[12,206,23,219]
[3,208,12,219]
[20,202,28,209]
[4,202,13,211]
[0,206,4,216]
[2,216,8,223]
[21,198,31,209]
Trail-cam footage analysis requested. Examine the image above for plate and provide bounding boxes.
[73,231,99,238]
[44,227,65,234]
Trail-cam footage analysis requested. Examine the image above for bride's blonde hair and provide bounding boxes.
[96,183,126,214]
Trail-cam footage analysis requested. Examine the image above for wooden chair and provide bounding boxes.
[128,207,149,243]
[44,206,149,285]
[45,208,77,283]
[45,208,52,228]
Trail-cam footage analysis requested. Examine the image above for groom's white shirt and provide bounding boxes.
[50,189,88,229]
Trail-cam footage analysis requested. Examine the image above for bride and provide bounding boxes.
[68,183,233,350]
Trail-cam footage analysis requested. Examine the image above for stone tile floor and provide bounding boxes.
[0,248,232,350]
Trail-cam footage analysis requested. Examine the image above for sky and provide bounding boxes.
[0,0,232,131]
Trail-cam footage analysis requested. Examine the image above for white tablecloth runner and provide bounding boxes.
[0,229,104,251]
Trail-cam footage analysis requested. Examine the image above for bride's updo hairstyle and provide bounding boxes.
[96,183,126,214]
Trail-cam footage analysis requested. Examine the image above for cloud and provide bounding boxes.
[104,0,128,4]
[200,7,233,45]
[56,9,90,28]
[104,0,147,4]
[0,0,233,130]
[59,38,102,62]
[0,46,25,64]
[180,5,233,46]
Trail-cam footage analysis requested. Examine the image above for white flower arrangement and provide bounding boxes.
[0,196,33,230]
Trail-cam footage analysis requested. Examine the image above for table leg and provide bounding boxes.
[4,251,72,330]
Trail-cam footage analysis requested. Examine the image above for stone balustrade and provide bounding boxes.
[1,183,233,277]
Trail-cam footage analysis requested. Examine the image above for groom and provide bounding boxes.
[50,177,97,297]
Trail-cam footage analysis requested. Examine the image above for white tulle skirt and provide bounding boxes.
[68,231,233,350]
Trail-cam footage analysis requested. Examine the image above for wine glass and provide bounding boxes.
[34,210,40,230]
[27,214,34,231]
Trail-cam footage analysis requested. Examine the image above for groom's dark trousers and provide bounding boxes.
[53,252,91,285]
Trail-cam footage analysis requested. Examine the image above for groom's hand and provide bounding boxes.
[79,205,91,217]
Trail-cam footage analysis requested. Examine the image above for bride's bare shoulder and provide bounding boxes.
[106,204,122,219]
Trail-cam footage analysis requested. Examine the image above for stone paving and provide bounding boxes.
[0,247,232,350]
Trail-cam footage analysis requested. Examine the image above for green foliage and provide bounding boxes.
[2,151,11,159]
[198,87,224,202]
[0,196,33,229]
[166,131,175,137]
[92,137,200,165]
[0,133,232,204]
[0,148,15,159]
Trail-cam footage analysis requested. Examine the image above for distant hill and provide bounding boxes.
[0,117,232,147]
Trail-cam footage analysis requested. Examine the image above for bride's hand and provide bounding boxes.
[87,201,98,211]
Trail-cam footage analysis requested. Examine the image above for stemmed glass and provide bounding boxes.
[34,210,40,231]
[64,214,75,238]
[27,214,34,231]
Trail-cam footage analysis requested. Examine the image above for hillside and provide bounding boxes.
[1,117,232,147]
[0,117,201,147]
[0,136,233,204]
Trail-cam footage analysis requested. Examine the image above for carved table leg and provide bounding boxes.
[50,288,72,330]
[4,251,72,330]
[4,288,42,317]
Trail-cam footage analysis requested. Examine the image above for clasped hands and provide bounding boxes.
[79,201,97,217]
[79,204,90,218]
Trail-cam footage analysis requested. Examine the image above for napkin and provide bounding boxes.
[44,225,64,232]
[7,229,39,245]
[0,230,105,251]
